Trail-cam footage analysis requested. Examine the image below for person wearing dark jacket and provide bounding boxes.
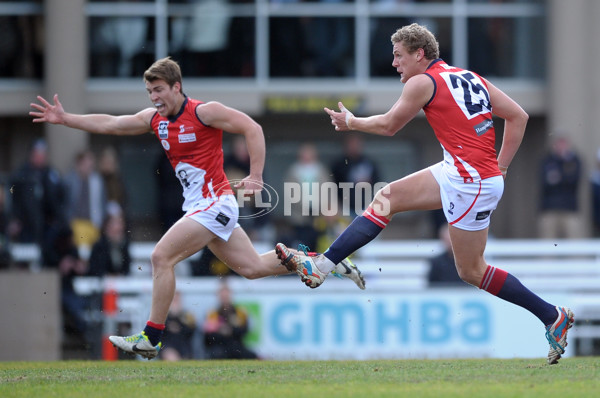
[203,280,257,360]
[8,138,66,249]
[88,213,130,277]
[538,135,582,238]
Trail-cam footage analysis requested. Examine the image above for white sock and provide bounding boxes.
[315,255,336,274]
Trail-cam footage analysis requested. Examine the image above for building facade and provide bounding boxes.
[1,0,598,239]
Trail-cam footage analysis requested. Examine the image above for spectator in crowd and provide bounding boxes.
[8,139,67,252]
[98,146,128,213]
[427,224,465,287]
[160,290,198,361]
[0,182,12,269]
[591,148,600,237]
[89,0,150,78]
[224,136,250,181]
[203,280,258,360]
[43,223,88,343]
[283,143,332,251]
[269,1,306,77]
[224,135,274,242]
[155,151,184,234]
[87,212,131,277]
[538,135,583,239]
[64,150,107,246]
[314,213,349,255]
[331,133,381,218]
[171,0,232,77]
[305,3,352,77]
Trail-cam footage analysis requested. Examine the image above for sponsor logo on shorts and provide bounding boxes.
[476,210,491,220]
[215,212,231,226]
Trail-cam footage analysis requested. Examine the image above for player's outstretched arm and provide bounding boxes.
[324,75,432,136]
[30,93,153,136]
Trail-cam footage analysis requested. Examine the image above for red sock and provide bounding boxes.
[362,205,390,228]
[479,265,508,295]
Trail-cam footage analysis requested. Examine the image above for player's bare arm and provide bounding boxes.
[485,79,528,173]
[30,93,153,136]
[325,74,433,136]
[196,101,265,191]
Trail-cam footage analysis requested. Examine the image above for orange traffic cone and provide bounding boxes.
[102,289,119,361]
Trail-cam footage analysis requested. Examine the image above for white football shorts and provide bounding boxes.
[184,194,240,241]
[428,161,504,231]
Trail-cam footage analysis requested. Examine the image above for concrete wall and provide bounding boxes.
[0,271,61,361]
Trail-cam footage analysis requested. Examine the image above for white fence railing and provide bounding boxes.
[10,239,600,292]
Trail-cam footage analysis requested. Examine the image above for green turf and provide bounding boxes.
[1,357,598,398]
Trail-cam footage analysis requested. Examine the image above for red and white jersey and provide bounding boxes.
[423,59,501,182]
[151,97,233,211]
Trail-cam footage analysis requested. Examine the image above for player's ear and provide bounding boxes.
[173,81,181,93]
[417,48,424,61]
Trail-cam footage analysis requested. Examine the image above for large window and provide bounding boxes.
[0,1,43,79]
[468,16,545,78]
[0,1,546,80]
[86,0,546,81]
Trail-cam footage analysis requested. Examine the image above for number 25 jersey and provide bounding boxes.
[423,59,502,182]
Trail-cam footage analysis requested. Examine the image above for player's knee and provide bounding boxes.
[455,265,479,286]
[373,184,391,204]
[150,247,172,271]
[236,267,261,280]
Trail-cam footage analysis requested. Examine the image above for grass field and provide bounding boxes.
[1,357,599,398]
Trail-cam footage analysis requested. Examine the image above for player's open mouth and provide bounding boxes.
[155,103,164,110]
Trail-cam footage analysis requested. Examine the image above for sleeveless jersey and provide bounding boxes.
[150,97,233,211]
[423,59,501,182]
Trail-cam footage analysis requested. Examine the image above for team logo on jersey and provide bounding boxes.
[158,121,169,139]
[161,140,170,150]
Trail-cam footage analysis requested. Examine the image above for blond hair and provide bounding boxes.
[391,23,440,60]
